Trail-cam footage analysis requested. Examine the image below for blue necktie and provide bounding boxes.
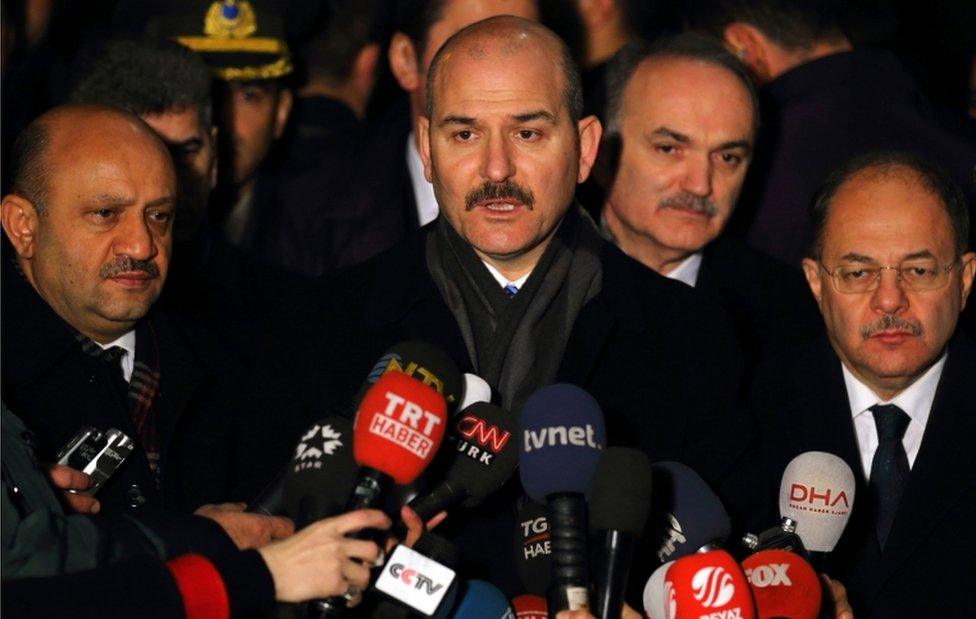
[504,284,519,298]
[869,403,910,549]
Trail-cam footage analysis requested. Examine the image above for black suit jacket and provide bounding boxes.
[749,332,976,617]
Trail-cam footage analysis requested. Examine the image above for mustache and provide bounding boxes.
[465,180,535,210]
[859,314,923,338]
[659,193,718,216]
[99,256,160,279]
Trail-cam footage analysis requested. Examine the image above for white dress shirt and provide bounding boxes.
[664,252,703,288]
[406,133,439,227]
[95,330,137,382]
[482,261,530,292]
[841,353,946,478]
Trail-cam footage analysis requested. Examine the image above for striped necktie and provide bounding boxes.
[504,284,519,298]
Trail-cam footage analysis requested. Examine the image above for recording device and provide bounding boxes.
[56,426,134,495]
[360,341,463,415]
[365,533,459,619]
[373,538,458,616]
[641,561,674,619]
[516,497,552,596]
[741,549,822,619]
[519,384,606,615]
[448,581,514,618]
[459,373,492,410]
[778,452,856,554]
[276,417,358,522]
[740,516,810,561]
[511,594,547,619]
[647,461,731,563]
[587,447,653,619]
[664,550,755,619]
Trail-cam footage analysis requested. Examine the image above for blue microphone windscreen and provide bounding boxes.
[648,461,731,563]
[518,384,606,502]
[447,580,514,618]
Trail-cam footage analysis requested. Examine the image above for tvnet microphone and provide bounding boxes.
[649,462,732,563]
[779,452,856,554]
[665,550,756,619]
[641,561,674,619]
[459,373,492,410]
[449,581,516,618]
[519,384,606,616]
[588,447,653,619]
[512,594,547,619]
[360,341,463,414]
[741,549,822,619]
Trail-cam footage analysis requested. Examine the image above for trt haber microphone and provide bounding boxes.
[779,452,855,553]
[519,383,607,615]
[448,581,515,618]
[641,561,674,619]
[648,462,732,563]
[516,497,552,596]
[459,373,492,410]
[741,549,822,619]
[665,550,756,619]
[512,594,547,619]
[587,447,653,619]
[361,341,463,414]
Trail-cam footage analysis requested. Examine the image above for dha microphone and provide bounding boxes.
[641,561,674,619]
[742,549,822,619]
[648,462,731,563]
[588,448,653,619]
[360,341,463,414]
[779,452,855,554]
[448,581,515,618]
[512,594,547,619]
[665,550,756,619]
[519,384,606,615]
[460,373,492,410]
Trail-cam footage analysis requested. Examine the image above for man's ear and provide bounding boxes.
[959,251,976,310]
[352,42,381,99]
[417,115,433,182]
[389,32,421,93]
[1,194,39,259]
[273,88,293,139]
[576,115,603,183]
[723,21,772,83]
[801,257,824,307]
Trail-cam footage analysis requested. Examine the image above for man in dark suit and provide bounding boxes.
[597,35,820,369]
[315,16,753,596]
[751,151,976,617]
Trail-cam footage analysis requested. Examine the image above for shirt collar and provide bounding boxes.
[481,260,530,290]
[94,330,137,382]
[664,252,703,288]
[406,133,439,227]
[842,352,947,428]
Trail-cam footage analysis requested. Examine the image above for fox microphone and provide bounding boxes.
[641,561,674,619]
[519,383,606,616]
[741,549,822,619]
[648,462,731,563]
[665,550,756,619]
[588,447,653,619]
[779,452,855,554]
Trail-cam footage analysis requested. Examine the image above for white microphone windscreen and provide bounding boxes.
[643,560,675,619]
[459,373,492,410]
[779,451,856,552]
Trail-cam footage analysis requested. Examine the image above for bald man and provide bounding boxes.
[315,16,756,596]
[1,106,293,568]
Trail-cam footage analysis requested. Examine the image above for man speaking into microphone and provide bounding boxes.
[313,15,754,594]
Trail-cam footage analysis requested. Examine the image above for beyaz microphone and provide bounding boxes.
[309,371,448,618]
[459,373,492,410]
[512,594,547,619]
[588,447,653,619]
[360,341,463,414]
[448,581,515,618]
[665,550,756,619]
[516,497,552,596]
[779,452,856,554]
[641,561,674,619]
[648,461,732,563]
[742,549,822,619]
[519,383,606,615]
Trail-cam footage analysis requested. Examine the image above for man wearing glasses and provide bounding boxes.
[750,150,976,617]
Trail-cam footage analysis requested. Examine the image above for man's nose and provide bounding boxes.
[870,267,909,315]
[481,133,515,182]
[680,153,713,197]
[112,212,157,262]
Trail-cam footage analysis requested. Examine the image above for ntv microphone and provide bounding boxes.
[519,384,606,616]
[588,448,652,619]
[649,461,732,563]
[309,370,448,618]
[741,549,822,619]
[360,341,463,414]
[665,550,756,619]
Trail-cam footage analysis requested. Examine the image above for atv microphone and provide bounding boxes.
[741,549,822,619]
[665,550,755,619]
[519,383,606,615]
[588,448,652,619]
[648,461,731,563]
[459,373,492,410]
[641,561,674,619]
[779,452,855,554]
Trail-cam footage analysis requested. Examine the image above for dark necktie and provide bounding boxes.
[504,284,519,298]
[103,346,129,400]
[869,403,911,549]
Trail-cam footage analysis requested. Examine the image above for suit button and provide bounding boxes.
[126,484,146,507]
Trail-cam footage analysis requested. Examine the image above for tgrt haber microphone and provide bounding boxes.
[460,373,492,410]
[648,462,731,563]
[641,561,674,619]
[588,447,653,619]
[448,581,515,618]
[512,594,547,619]
[516,497,551,596]
[361,341,463,414]
[742,549,822,619]
[665,550,756,619]
[779,452,855,553]
[519,383,606,615]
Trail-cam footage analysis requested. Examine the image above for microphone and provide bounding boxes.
[741,549,822,619]
[778,452,855,553]
[648,461,731,563]
[641,561,674,619]
[448,581,515,618]
[360,341,463,414]
[664,550,756,619]
[372,533,459,618]
[511,594,547,619]
[516,497,552,596]
[519,383,606,614]
[588,447,653,619]
[459,373,492,410]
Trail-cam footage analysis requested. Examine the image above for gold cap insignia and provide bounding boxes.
[204,0,257,39]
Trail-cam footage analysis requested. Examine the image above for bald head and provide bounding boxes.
[425,15,582,123]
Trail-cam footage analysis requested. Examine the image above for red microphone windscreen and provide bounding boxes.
[511,594,547,619]
[353,371,447,484]
[665,550,756,619]
[741,550,821,619]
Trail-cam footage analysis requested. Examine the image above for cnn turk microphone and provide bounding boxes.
[742,549,822,619]
[588,447,653,619]
[779,452,856,554]
[519,383,606,616]
[665,550,756,619]
[649,461,732,563]
[641,561,674,619]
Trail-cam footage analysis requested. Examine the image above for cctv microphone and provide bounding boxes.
[648,461,732,563]
[360,341,463,414]
[641,561,674,619]
[459,373,492,410]
[448,581,515,618]
[519,383,607,615]
[370,532,460,618]
[516,497,552,596]
[588,447,653,619]
[741,549,822,619]
[778,452,856,555]
[511,594,547,619]
[665,550,756,619]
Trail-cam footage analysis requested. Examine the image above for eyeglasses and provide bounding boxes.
[819,258,959,294]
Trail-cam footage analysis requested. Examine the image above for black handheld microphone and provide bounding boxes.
[516,496,552,596]
[647,461,732,564]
